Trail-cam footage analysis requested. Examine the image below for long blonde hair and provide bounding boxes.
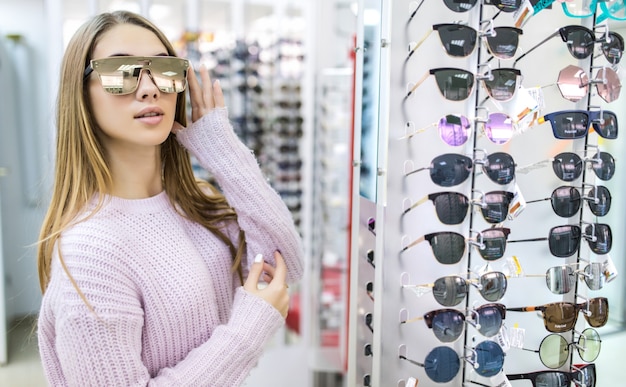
[38,11,245,297]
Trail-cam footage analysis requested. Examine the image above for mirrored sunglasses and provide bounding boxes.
[401,227,511,263]
[405,152,516,186]
[443,0,522,12]
[538,110,618,140]
[507,363,597,387]
[405,67,521,102]
[555,65,621,103]
[514,25,623,66]
[521,328,601,369]
[403,271,508,307]
[537,262,607,294]
[407,24,522,60]
[400,340,505,383]
[84,56,190,95]
[525,185,611,217]
[401,303,506,342]
[507,297,609,332]
[403,190,514,224]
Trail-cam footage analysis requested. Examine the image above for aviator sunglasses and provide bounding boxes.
[405,152,516,186]
[403,271,508,307]
[400,340,505,383]
[407,24,522,60]
[84,56,190,95]
[513,25,623,66]
[507,363,596,387]
[401,303,507,342]
[524,184,611,218]
[507,297,609,333]
[403,190,514,224]
[405,67,522,102]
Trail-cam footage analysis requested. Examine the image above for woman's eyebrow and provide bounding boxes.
[106,52,170,57]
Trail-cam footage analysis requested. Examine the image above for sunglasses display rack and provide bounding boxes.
[348,1,624,386]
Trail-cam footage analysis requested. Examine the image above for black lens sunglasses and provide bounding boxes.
[402,190,514,224]
[506,363,596,387]
[407,23,522,61]
[513,25,623,66]
[408,0,522,21]
[516,149,615,182]
[524,184,611,217]
[404,151,516,187]
[537,109,618,140]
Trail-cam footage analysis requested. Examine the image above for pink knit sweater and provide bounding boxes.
[38,108,305,386]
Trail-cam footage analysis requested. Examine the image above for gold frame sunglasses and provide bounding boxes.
[84,56,190,95]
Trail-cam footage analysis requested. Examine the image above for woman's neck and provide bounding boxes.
[107,145,163,199]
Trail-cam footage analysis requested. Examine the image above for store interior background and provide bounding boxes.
[0,0,625,386]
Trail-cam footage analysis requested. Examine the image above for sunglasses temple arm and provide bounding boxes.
[407,29,434,60]
[407,0,425,24]
[464,381,491,387]
[507,237,548,243]
[406,71,430,98]
[513,31,559,67]
[403,195,430,215]
[400,316,422,324]
[404,166,428,178]
[524,197,550,205]
[401,235,425,252]
[399,355,425,368]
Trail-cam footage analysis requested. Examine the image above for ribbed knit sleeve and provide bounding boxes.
[175,108,305,283]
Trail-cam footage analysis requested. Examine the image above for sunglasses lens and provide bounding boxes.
[484,113,514,145]
[479,272,507,302]
[474,341,505,377]
[427,232,466,264]
[428,310,465,342]
[564,27,595,59]
[578,328,602,362]
[594,68,621,103]
[556,65,589,102]
[483,152,516,185]
[562,0,596,17]
[586,186,611,216]
[551,186,581,217]
[474,305,504,337]
[480,191,514,223]
[590,152,616,180]
[544,302,577,332]
[436,25,477,57]
[433,276,468,306]
[591,110,618,139]
[602,32,624,65]
[485,27,521,59]
[545,265,575,294]
[539,334,569,369]
[430,154,473,187]
[482,69,519,101]
[438,115,472,146]
[443,0,478,12]
[491,0,522,12]
[432,69,475,101]
[574,364,597,387]
[548,225,581,257]
[583,258,607,286]
[547,111,589,139]
[584,223,612,255]
[91,57,188,95]
[477,228,509,260]
[535,372,570,387]
[585,297,609,327]
[552,152,583,181]
[431,192,470,225]
[424,346,460,383]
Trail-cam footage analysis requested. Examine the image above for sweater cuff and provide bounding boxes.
[230,287,284,343]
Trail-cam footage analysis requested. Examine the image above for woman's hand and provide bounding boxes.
[187,64,224,123]
[243,251,290,318]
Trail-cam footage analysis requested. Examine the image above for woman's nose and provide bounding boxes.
[135,68,160,99]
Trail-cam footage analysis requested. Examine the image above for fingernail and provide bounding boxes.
[214,79,220,86]
[254,253,263,263]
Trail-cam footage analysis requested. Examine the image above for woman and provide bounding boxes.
[37,10,304,386]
